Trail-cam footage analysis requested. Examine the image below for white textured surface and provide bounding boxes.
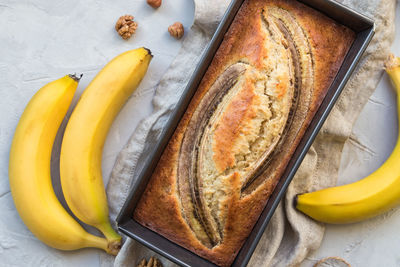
[0,0,399,266]
[0,0,194,266]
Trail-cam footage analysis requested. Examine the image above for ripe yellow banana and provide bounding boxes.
[9,75,114,254]
[295,54,400,224]
[60,48,152,249]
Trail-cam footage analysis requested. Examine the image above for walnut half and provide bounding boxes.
[136,257,162,267]
[115,15,138,40]
[147,0,162,8]
[168,22,184,40]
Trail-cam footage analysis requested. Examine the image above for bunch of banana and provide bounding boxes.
[9,47,152,253]
[295,54,400,224]
[9,74,112,253]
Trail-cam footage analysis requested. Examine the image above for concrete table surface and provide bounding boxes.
[0,0,399,266]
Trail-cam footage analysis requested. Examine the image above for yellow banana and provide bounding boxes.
[295,54,400,224]
[60,48,152,249]
[9,75,114,254]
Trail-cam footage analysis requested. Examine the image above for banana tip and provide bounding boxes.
[143,47,153,57]
[68,73,83,82]
[293,194,299,209]
[107,240,122,256]
[384,53,400,70]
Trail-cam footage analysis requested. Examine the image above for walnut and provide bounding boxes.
[115,15,138,40]
[136,257,162,267]
[147,0,161,8]
[168,22,184,39]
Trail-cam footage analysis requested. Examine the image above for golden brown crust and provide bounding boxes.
[134,0,355,266]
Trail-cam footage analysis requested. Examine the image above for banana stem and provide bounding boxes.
[96,221,122,255]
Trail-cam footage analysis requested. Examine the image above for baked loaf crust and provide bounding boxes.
[134,0,355,266]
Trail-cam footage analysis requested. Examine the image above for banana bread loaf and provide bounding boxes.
[134,0,355,266]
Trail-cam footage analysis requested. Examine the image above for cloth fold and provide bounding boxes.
[106,0,396,266]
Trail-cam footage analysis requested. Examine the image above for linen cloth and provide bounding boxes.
[105,0,396,266]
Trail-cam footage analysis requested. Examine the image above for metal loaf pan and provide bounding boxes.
[117,0,375,266]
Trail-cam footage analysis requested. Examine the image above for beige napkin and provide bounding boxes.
[104,0,396,266]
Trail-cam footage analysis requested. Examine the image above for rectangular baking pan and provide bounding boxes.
[117,0,375,266]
